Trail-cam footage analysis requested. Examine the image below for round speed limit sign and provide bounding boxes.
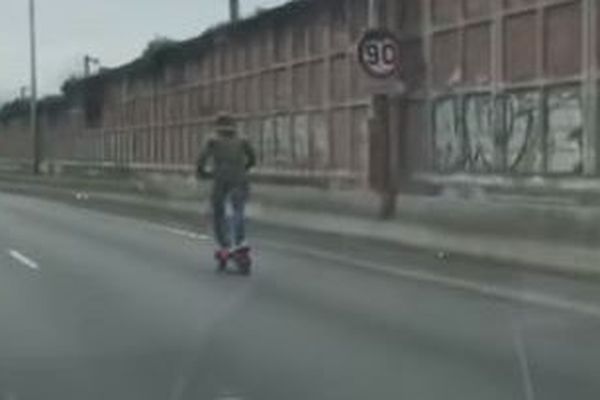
[358,29,401,79]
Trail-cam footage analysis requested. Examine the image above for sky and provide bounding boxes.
[0,0,288,103]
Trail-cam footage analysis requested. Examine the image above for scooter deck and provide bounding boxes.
[215,248,252,275]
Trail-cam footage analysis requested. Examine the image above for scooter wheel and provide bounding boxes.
[239,261,251,276]
[236,254,252,276]
[216,260,227,273]
[214,251,229,273]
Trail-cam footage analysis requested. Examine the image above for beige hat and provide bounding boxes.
[214,113,236,132]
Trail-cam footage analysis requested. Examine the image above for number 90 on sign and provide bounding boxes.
[358,30,401,79]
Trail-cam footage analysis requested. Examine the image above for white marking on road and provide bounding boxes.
[259,240,600,319]
[163,226,211,241]
[152,224,600,319]
[215,389,244,400]
[511,317,537,400]
[74,192,90,201]
[7,250,39,271]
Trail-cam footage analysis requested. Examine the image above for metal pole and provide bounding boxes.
[368,0,378,28]
[84,55,90,78]
[84,55,100,78]
[29,0,40,174]
[367,0,397,218]
[229,0,239,22]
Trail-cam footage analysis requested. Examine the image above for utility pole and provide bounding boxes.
[229,0,240,22]
[29,0,41,175]
[20,86,28,101]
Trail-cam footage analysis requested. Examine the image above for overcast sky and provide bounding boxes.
[0,0,287,103]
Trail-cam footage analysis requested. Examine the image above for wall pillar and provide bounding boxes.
[583,0,598,175]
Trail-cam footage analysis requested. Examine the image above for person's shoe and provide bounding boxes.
[214,249,230,272]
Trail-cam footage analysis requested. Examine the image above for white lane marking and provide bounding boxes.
[511,317,537,400]
[258,240,600,319]
[7,250,39,271]
[74,192,90,201]
[215,389,244,400]
[162,226,211,241]
[157,225,600,319]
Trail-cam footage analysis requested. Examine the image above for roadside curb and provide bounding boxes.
[1,177,600,281]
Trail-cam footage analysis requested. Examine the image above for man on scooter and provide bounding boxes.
[196,113,257,273]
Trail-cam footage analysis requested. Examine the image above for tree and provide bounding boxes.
[142,36,176,58]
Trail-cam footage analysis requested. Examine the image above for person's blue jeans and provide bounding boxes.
[211,181,249,249]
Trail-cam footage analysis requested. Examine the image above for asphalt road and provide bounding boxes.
[1,191,600,400]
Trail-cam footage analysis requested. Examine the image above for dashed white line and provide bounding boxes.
[162,226,211,241]
[512,318,537,400]
[7,249,39,271]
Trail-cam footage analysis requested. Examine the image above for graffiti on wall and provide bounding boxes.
[547,87,583,174]
[275,116,292,167]
[433,97,464,172]
[504,91,543,173]
[464,95,494,172]
[262,119,276,166]
[293,114,310,168]
[312,113,329,169]
[245,119,263,165]
[433,86,584,175]
[433,95,498,173]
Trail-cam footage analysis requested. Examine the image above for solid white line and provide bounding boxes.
[157,224,600,319]
[258,240,600,319]
[8,250,39,271]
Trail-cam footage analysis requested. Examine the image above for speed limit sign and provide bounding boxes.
[358,29,401,79]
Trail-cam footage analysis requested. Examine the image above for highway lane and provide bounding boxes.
[1,191,600,400]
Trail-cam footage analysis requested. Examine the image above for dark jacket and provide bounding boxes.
[196,134,257,185]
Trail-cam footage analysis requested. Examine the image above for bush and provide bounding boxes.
[0,99,29,124]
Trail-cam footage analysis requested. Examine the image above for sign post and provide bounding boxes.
[357,28,404,218]
[29,0,41,175]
